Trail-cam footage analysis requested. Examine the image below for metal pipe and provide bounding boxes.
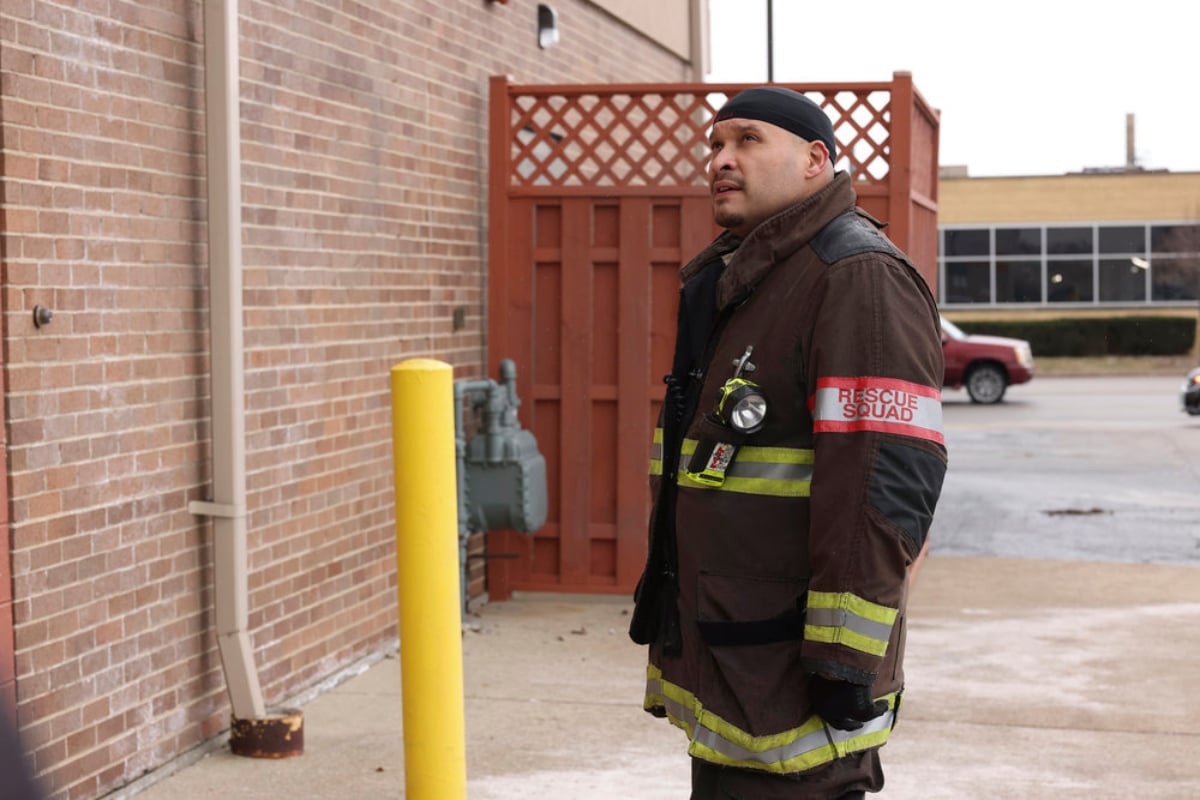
[1125,112,1136,168]
[191,0,265,721]
[453,377,492,613]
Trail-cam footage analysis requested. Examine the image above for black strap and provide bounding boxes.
[629,258,723,656]
[675,258,722,385]
[696,608,806,647]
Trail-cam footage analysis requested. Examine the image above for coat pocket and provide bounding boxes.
[696,572,809,735]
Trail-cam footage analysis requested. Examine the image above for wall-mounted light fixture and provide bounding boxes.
[537,4,559,49]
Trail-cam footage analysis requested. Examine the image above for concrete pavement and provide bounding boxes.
[112,376,1200,799]
[111,555,1200,800]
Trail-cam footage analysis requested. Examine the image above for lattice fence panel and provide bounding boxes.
[508,87,893,189]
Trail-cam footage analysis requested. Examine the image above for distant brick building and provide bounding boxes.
[0,1,707,797]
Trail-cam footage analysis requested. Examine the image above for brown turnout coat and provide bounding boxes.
[634,172,948,791]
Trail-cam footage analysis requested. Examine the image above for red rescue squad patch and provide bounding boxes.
[809,376,944,444]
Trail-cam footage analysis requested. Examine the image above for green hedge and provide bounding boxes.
[953,316,1197,357]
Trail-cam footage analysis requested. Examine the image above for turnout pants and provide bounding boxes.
[691,756,880,800]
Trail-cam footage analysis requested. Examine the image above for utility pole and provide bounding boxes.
[767,0,774,82]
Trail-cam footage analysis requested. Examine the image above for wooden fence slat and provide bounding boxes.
[616,197,654,587]
[559,199,593,583]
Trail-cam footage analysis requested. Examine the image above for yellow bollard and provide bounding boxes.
[390,359,467,799]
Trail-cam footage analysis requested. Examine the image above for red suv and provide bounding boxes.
[940,317,1035,404]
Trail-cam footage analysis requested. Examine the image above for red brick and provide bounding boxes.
[3,0,692,795]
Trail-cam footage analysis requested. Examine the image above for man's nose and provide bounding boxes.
[710,147,735,173]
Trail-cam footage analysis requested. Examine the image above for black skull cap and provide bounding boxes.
[714,87,837,160]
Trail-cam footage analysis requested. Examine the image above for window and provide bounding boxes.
[944,261,990,304]
[1047,227,1093,255]
[943,229,988,256]
[996,227,1041,255]
[996,260,1041,303]
[1099,258,1147,302]
[940,221,1200,307]
[1047,259,1093,303]
[1151,224,1200,254]
[1099,226,1144,253]
[1151,256,1199,301]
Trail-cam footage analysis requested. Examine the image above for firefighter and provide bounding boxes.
[629,86,948,798]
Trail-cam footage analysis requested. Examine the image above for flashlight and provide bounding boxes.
[718,377,767,434]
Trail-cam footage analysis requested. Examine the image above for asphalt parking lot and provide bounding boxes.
[934,374,1200,565]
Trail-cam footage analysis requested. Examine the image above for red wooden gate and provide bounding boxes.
[485,74,939,599]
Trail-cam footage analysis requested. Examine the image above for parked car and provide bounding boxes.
[940,317,1035,404]
[1183,367,1200,416]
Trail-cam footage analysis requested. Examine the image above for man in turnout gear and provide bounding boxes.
[629,86,948,799]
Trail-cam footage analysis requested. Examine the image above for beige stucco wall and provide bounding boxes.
[939,172,1200,224]
[590,0,693,59]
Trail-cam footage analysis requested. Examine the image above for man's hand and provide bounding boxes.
[809,675,888,731]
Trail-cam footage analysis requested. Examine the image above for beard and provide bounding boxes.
[712,206,744,232]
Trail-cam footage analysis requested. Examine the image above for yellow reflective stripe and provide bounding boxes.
[681,439,814,467]
[732,445,814,465]
[645,664,897,774]
[677,470,811,497]
[678,438,813,497]
[805,591,898,657]
[648,433,815,497]
[808,591,898,625]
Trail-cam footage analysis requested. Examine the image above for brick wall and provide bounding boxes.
[0,0,691,796]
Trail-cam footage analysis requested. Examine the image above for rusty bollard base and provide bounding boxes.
[229,709,304,758]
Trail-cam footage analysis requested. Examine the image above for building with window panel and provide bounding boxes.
[937,171,1200,310]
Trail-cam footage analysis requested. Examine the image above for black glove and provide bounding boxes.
[809,675,889,731]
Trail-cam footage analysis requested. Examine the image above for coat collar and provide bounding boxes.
[680,171,859,311]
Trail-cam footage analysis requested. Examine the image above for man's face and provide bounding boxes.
[708,117,818,237]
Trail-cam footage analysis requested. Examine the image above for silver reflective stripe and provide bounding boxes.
[653,687,698,731]
[690,708,896,767]
[676,463,813,497]
[805,607,893,644]
[681,460,811,484]
[715,460,813,481]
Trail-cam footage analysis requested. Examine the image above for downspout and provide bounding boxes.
[193,0,263,722]
[190,0,303,758]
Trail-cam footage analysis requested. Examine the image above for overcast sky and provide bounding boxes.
[706,0,1199,177]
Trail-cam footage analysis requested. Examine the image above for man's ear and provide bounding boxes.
[805,140,831,177]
